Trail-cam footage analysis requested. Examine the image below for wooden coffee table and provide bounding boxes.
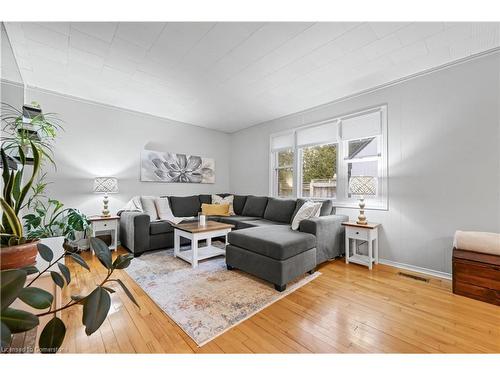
[172,221,234,268]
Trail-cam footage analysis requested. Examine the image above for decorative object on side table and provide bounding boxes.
[342,222,380,270]
[173,221,233,268]
[89,215,119,251]
[93,177,118,217]
[349,175,377,225]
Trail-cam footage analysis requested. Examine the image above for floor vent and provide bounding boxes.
[398,272,429,283]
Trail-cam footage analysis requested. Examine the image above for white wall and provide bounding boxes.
[26,88,231,217]
[229,52,500,275]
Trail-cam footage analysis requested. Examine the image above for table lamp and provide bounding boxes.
[93,177,118,217]
[349,176,376,225]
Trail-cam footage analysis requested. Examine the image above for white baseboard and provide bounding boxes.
[378,258,452,280]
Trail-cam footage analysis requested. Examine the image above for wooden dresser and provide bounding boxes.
[452,248,500,306]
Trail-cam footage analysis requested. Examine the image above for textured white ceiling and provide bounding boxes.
[4,22,500,132]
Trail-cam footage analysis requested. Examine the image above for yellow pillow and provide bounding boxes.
[201,203,230,216]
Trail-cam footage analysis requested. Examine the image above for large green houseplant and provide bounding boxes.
[1,238,137,353]
[1,143,42,269]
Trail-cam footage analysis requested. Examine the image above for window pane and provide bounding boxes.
[347,137,378,159]
[301,144,337,198]
[348,160,378,198]
[277,168,294,197]
[278,149,293,167]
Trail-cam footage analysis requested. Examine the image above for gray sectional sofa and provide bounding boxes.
[119,194,348,291]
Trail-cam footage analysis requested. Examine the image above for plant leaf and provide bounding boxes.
[39,317,65,354]
[1,321,12,349]
[68,252,89,271]
[21,265,39,275]
[112,253,133,269]
[90,237,112,269]
[18,287,54,309]
[0,307,39,333]
[50,272,65,289]
[82,287,111,336]
[1,269,27,311]
[57,263,71,284]
[15,142,41,213]
[102,286,115,293]
[0,197,22,238]
[37,243,54,262]
[113,279,139,308]
[70,295,85,304]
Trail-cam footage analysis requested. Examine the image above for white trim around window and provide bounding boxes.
[269,104,388,210]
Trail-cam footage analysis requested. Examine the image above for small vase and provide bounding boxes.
[0,240,39,270]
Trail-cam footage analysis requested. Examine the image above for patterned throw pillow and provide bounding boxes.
[291,201,322,230]
[140,196,159,221]
[211,194,235,215]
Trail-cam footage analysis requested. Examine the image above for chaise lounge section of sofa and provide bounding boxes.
[119,194,348,291]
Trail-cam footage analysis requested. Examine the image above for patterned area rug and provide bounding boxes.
[125,244,320,346]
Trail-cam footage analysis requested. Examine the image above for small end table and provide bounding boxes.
[89,215,119,251]
[342,222,380,269]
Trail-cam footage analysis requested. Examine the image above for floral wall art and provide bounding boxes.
[141,149,215,183]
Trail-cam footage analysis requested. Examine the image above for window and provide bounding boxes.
[270,105,387,209]
[270,133,294,198]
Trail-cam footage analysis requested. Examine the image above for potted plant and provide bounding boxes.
[23,198,91,255]
[0,143,42,270]
[1,101,62,167]
[0,238,137,353]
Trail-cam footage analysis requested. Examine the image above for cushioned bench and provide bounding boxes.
[452,230,500,306]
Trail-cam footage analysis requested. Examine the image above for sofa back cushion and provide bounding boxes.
[169,195,201,217]
[320,200,334,216]
[199,194,211,205]
[263,198,297,223]
[241,196,269,217]
[233,195,248,215]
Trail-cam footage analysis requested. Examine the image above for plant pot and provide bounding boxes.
[0,240,39,270]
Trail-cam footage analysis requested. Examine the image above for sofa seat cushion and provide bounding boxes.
[150,220,174,235]
[239,219,286,227]
[228,226,316,260]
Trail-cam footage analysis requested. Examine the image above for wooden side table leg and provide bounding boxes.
[368,238,373,270]
[345,236,349,264]
[374,236,379,264]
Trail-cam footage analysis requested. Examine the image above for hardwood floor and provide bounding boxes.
[61,248,500,353]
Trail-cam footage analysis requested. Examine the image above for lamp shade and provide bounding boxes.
[93,177,118,194]
[349,176,376,196]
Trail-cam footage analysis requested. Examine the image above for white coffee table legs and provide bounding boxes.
[174,228,231,268]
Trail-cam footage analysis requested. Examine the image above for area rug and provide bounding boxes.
[124,245,320,346]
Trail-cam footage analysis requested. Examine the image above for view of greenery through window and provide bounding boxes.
[276,145,338,198]
[301,144,337,198]
[277,149,294,197]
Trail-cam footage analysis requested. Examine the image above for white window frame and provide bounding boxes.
[269,105,388,210]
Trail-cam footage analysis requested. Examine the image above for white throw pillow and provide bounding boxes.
[211,194,235,216]
[140,196,158,221]
[291,201,322,230]
[154,197,175,221]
